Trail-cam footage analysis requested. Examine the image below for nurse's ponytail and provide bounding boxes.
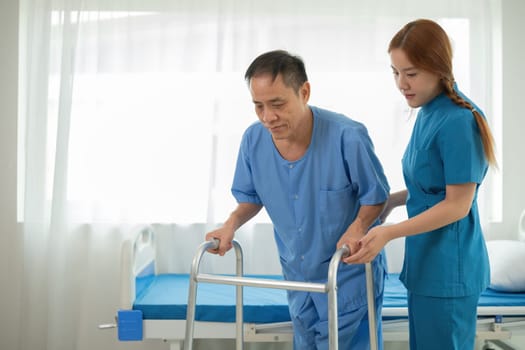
[442,80,498,167]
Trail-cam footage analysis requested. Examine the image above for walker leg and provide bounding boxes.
[365,263,378,350]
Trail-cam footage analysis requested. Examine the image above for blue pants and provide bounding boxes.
[291,292,384,350]
[407,291,480,350]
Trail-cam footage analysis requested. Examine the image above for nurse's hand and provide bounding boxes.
[344,225,389,264]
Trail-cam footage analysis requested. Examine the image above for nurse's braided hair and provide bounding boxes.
[389,19,497,167]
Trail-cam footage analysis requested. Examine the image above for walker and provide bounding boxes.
[183,239,379,350]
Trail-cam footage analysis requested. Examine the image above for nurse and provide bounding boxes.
[344,19,497,350]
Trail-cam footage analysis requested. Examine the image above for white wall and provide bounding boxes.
[0,0,22,350]
[0,1,524,349]
[500,0,525,239]
[477,0,525,242]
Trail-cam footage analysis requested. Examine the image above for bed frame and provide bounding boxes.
[104,225,525,350]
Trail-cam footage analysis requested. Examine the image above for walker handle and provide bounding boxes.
[340,244,351,259]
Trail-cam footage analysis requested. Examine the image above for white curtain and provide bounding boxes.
[18,1,500,349]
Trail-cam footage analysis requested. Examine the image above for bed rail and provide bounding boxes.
[98,225,156,340]
[183,239,378,350]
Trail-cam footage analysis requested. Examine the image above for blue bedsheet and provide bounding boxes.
[133,273,525,323]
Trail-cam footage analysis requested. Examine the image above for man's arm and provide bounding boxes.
[337,202,386,257]
[205,202,263,255]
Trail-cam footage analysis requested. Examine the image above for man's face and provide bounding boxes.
[249,73,310,141]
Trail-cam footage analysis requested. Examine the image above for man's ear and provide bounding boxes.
[300,81,311,102]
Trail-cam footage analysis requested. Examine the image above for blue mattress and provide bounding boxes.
[134,274,291,323]
[133,273,525,323]
[384,274,525,309]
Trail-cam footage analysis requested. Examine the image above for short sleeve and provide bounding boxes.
[438,111,487,185]
[231,131,263,205]
[343,124,390,206]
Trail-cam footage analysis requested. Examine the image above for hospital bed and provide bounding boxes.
[104,225,525,350]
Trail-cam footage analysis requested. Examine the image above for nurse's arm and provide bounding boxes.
[381,182,476,240]
[380,189,408,223]
[206,202,263,256]
[345,183,476,263]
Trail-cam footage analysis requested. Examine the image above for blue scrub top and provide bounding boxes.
[400,86,490,298]
[232,105,390,316]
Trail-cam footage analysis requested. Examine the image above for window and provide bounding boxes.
[21,7,501,224]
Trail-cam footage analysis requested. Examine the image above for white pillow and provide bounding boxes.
[486,240,525,292]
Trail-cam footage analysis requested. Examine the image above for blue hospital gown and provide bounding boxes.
[231,105,390,319]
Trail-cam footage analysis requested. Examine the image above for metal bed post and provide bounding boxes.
[184,239,378,350]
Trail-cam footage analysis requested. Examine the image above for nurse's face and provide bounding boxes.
[390,48,443,108]
[249,73,311,141]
